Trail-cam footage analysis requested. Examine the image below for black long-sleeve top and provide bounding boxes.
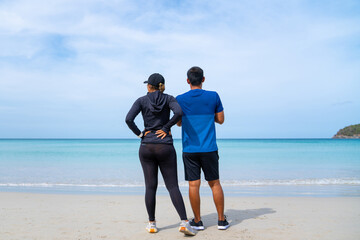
[125,91,182,144]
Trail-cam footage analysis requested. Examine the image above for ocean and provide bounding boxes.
[0,139,359,197]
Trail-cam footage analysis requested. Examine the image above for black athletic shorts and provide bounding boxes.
[182,151,219,181]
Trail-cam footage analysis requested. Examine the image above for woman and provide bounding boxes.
[125,73,196,236]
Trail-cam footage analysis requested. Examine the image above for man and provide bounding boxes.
[176,66,229,230]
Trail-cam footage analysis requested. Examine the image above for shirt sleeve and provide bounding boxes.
[215,92,224,113]
[161,96,182,134]
[125,98,142,136]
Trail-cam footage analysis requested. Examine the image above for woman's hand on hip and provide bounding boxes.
[155,130,167,139]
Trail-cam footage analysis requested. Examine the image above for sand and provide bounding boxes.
[1,192,359,240]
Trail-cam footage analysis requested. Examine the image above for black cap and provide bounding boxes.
[144,73,165,87]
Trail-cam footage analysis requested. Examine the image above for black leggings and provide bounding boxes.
[139,143,187,221]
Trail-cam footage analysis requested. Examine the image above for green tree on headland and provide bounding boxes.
[333,124,360,138]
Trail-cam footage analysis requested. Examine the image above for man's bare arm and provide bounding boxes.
[176,119,182,126]
[215,111,224,124]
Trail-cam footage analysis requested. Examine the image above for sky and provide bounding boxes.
[0,0,359,138]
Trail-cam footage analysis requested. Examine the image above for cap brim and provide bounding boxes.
[143,81,149,84]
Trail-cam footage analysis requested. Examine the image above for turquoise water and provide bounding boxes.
[0,139,359,196]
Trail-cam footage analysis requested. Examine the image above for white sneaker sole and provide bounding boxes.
[146,228,158,233]
[179,226,196,236]
[218,225,230,230]
[191,226,205,230]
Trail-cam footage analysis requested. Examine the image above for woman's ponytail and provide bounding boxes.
[158,83,165,93]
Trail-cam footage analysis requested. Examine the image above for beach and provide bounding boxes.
[1,139,359,239]
[1,192,359,240]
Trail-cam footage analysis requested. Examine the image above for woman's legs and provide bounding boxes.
[156,144,187,220]
[139,144,158,221]
[139,144,187,221]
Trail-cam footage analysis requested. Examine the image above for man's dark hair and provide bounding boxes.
[187,66,204,86]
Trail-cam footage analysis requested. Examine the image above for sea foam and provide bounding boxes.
[1,178,359,188]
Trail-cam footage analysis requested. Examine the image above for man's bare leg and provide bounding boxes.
[208,179,225,221]
[188,179,201,222]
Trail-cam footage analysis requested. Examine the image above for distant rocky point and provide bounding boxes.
[333,124,360,139]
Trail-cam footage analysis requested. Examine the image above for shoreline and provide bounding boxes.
[1,192,359,240]
[1,183,360,197]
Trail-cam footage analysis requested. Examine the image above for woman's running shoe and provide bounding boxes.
[189,218,205,230]
[146,221,158,233]
[179,220,197,236]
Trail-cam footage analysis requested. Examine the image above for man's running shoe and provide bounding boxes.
[146,222,158,233]
[179,220,197,236]
[189,218,205,230]
[218,215,230,230]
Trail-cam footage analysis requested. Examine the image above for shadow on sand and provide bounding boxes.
[160,207,276,231]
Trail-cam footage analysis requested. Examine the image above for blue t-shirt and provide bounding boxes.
[176,89,223,153]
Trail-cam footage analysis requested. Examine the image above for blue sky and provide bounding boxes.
[0,0,359,138]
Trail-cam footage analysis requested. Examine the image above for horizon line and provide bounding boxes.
[0,137,342,140]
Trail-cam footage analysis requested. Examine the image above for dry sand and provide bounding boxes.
[1,192,359,240]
